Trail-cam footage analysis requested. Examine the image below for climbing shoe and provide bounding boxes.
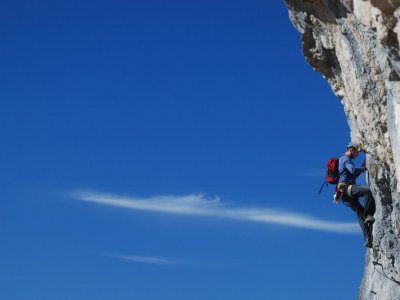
[364,215,375,224]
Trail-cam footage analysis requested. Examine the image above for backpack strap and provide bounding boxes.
[318,180,328,194]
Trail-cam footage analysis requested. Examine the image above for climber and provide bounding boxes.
[338,144,376,248]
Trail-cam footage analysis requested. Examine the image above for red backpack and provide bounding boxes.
[319,157,340,194]
[326,157,340,184]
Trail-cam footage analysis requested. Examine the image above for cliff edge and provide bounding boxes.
[284,0,400,298]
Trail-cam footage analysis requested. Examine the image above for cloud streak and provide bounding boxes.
[72,191,359,234]
[301,169,326,177]
[100,252,179,265]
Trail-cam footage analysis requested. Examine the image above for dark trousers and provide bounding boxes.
[342,185,376,241]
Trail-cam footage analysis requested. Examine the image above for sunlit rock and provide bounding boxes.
[284,1,400,298]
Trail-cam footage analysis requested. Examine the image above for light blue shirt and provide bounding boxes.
[338,155,364,184]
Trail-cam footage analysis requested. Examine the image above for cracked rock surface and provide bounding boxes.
[284,1,400,298]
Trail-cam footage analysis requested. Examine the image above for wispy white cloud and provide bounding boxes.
[301,169,326,177]
[100,252,179,265]
[72,190,359,234]
[99,252,236,270]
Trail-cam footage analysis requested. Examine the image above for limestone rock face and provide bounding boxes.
[284,1,400,298]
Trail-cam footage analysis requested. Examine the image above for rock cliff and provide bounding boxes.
[284,0,400,298]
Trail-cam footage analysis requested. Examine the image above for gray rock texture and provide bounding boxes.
[284,1,400,299]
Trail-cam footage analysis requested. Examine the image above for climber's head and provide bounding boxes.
[346,144,360,159]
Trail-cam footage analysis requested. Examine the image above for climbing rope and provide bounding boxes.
[372,261,400,286]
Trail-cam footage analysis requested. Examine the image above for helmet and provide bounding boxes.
[347,143,360,151]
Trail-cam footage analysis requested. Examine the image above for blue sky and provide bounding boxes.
[1,1,369,299]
